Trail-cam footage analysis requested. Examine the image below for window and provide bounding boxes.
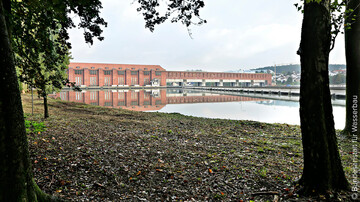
[76,66,80,69]
[131,77,137,85]
[144,78,150,85]
[144,92,150,99]
[118,92,125,100]
[131,92,138,100]
[131,71,138,75]
[118,101,125,106]
[76,92,82,100]
[155,100,162,105]
[90,102,98,106]
[90,70,97,75]
[144,71,150,75]
[104,102,112,106]
[75,70,83,75]
[90,77,97,86]
[104,77,111,86]
[75,77,82,85]
[131,101,138,106]
[118,77,125,85]
[105,67,109,70]
[60,92,67,100]
[104,70,112,75]
[155,71,161,76]
[91,67,95,69]
[90,91,97,100]
[143,101,150,105]
[104,91,111,100]
[144,68,148,70]
[118,71,125,75]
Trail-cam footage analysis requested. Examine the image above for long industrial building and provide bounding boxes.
[68,62,272,87]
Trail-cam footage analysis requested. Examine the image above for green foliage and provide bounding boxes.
[294,0,355,51]
[11,0,107,97]
[258,168,267,178]
[136,0,206,33]
[286,77,294,85]
[24,116,46,134]
[330,73,346,84]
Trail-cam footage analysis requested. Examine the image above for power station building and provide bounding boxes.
[68,62,272,87]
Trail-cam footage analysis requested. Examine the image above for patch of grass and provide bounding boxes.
[24,116,46,134]
[258,168,267,178]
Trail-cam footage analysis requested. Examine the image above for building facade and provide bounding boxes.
[68,63,167,87]
[68,62,272,87]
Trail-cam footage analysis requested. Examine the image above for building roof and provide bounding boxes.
[69,62,166,71]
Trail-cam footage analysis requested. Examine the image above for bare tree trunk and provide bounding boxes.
[298,0,349,195]
[44,95,49,118]
[0,0,36,200]
[0,1,61,201]
[344,0,360,137]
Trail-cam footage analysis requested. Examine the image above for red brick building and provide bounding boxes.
[68,62,272,87]
[68,62,167,87]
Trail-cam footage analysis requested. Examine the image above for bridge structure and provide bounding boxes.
[185,86,346,99]
[67,62,272,88]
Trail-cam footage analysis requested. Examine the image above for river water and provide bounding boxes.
[54,88,346,129]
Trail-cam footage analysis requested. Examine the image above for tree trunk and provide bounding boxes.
[298,0,349,194]
[344,0,360,137]
[0,1,60,201]
[44,95,49,118]
[0,0,36,200]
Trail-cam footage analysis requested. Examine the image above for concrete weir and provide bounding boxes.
[184,86,346,100]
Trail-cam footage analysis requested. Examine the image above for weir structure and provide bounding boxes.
[68,62,272,88]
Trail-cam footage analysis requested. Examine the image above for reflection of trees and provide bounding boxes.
[330,74,346,84]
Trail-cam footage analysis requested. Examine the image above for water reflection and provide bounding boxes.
[53,89,264,111]
[53,88,345,129]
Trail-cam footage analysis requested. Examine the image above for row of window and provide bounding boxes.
[168,72,267,79]
[68,91,161,106]
[74,69,162,76]
[75,76,160,86]
[76,66,161,71]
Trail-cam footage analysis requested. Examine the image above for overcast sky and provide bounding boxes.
[68,0,346,72]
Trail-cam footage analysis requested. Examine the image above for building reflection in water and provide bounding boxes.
[53,89,264,111]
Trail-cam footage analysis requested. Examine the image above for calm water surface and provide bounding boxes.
[54,88,345,129]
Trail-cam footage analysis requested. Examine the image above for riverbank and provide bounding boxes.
[22,94,356,201]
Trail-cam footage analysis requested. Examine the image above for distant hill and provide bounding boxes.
[249,64,346,74]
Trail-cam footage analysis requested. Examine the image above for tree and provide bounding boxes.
[286,77,293,85]
[16,36,71,118]
[329,73,346,84]
[33,51,70,118]
[343,0,360,137]
[297,0,349,195]
[0,0,106,200]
